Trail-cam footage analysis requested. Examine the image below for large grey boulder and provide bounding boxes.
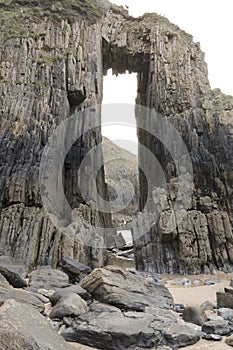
[0,264,27,288]
[60,257,92,282]
[0,256,27,289]
[182,305,208,326]
[164,324,200,348]
[218,308,233,321]
[62,301,177,349]
[204,277,220,285]
[28,268,70,290]
[202,319,230,335]
[49,293,88,319]
[0,299,75,350]
[0,285,44,312]
[50,285,91,305]
[217,288,233,309]
[80,266,173,311]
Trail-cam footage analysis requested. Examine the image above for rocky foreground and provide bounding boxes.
[1,256,233,349]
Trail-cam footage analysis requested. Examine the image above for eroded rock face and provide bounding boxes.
[101,7,233,273]
[0,1,111,270]
[0,0,232,274]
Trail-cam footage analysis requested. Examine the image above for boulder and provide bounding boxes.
[200,300,216,311]
[174,303,185,313]
[183,306,208,326]
[201,333,222,341]
[62,311,156,349]
[202,320,230,335]
[192,280,200,286]
[226,334,233,346]
[218,308,233,321]
[0,299,75,350]
[0,285,44,312]
[62,301,176,349]
[0,264,27,288]
[174,277,192,287]
[217,290,233,309]
[80,266,173,311]
[204,278,220,286]
[28,268,70,290]
[60,257,92,282]
[50,285,91,305]
[50,293,88,319]
[164,324,200,348]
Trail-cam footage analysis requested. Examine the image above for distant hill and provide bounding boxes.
[102,137,139,226]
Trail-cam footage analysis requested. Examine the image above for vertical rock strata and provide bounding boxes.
[101,6,233,273]
[0,1,111,269]
[0,1,233,273]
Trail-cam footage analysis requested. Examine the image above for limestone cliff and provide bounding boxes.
[0,0,233,273]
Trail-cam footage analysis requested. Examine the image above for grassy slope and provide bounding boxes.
[0,0,103,36]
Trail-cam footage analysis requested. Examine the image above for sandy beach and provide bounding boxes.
[165,272,233,349]
[164,272,232,306]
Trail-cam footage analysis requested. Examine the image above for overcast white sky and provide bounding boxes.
[102,0,233,151]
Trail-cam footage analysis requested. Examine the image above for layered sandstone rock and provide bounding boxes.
[0,0,232,273]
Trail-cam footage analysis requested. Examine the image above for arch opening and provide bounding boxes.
[102,69,139,236]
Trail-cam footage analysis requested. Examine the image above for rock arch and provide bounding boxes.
[0,1,232,273]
